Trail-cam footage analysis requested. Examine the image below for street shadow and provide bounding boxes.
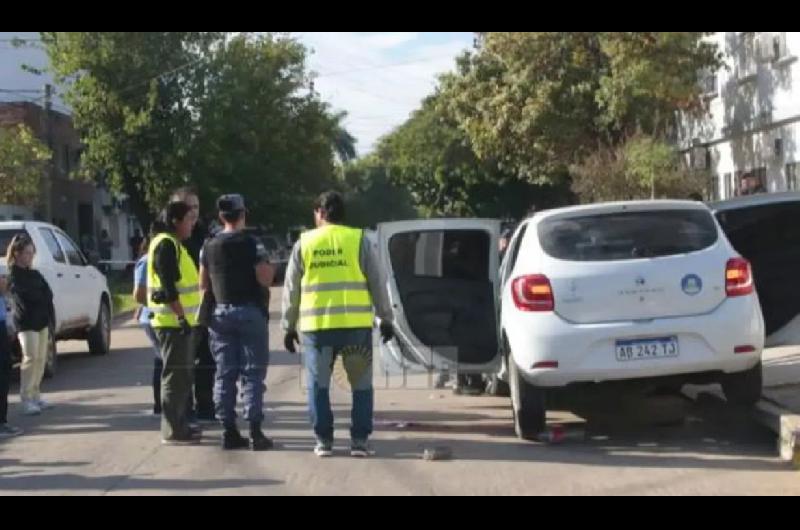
[0,471,281,492]
[2,402,168,437]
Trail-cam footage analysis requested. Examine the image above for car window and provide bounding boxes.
[538,209,719,261]
[502,224,528,284]
[0,228,31,257]
[389,230,490,281]
[716,202,800,258]
[55,232,87,266]
[38,228,66,264]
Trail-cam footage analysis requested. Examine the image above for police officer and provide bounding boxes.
[199,194,275,451]
[148,201,202,445]
[281,191,393,458]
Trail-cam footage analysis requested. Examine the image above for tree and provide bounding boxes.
[439,33,722,190]
[332,117,358,163]
[0,124,52,208]
[337,157,417,228]
[571,134,707,203]
[188,33,343,230]
[41,32,223,229]
[439,33,607,186]
[41,32,353,232]
[375,93,570,218]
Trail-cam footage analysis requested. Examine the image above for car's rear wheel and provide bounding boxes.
[509,356,546,440]
[88,298,111,356]
[722,362,762,406]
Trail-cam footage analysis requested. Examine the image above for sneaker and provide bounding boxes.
[350,440,372,458]
[314,440,334,458]
[0,424,23,439]
[222,429,250,451]
[250,431,274,452]
[35,399,55,411]
[22,401,41,416]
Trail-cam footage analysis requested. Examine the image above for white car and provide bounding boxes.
[1,221,113,377]
[376,201,769,440]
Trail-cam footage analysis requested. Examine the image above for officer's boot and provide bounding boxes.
[250,421,274,452]
[222,423,249,451]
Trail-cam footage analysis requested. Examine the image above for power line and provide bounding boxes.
[115,56,207,96]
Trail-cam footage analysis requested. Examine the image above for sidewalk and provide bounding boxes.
[684,347,800,468]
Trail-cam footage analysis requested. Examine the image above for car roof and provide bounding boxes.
[710,192,800,212]
[0,220,59,231]
[530,200,710,223]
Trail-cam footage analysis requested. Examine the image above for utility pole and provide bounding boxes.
[42,83,54,223]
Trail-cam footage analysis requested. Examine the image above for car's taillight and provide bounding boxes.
[726,258,754,297]
[511,274,554,312]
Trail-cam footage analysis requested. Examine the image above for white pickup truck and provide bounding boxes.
[1,221,112,377]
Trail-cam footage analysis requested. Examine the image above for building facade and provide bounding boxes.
[679,32,800,201]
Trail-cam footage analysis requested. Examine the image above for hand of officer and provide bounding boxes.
[284,331,300,354]
[178,316,192,336]
[379,320,394,344]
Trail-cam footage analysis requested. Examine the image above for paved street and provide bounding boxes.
[0,288,798,496]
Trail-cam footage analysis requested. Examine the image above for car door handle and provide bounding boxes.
[75,274,81,279]
[57,273,64,278]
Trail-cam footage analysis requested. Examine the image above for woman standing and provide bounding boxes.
[6,234,55,416]
[133,222,166,415]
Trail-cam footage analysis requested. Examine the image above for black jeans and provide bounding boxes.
[192,326,215,417]
[155,328,194,440]
[152,356,164,414]
[0,324,10,424]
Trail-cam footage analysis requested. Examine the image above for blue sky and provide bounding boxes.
[0,32,475,154]
[295,32,474,154]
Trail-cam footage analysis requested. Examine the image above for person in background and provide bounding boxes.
[6,234,55,417]
[129,229,144,262]
[0,272,23,438]
[133,221,166,415]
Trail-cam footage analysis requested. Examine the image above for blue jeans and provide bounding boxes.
[302,328,374,443]
[209,305,269,427]
[141,323,163,412]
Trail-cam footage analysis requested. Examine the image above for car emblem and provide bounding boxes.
[681,274,703,296]
[635,276,646,287]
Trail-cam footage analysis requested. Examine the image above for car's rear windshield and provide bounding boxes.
[538,209,719,261]
[0,228,29,258]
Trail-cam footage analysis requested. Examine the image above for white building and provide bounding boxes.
[679,32,800,200]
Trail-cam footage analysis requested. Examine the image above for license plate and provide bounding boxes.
[615,336,679,362]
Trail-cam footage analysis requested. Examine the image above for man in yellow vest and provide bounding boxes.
[148,201,203,445]
[282,191,393,458]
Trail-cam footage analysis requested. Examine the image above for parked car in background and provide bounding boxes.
[0,221,113,378]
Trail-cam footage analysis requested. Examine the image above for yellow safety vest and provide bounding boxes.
[147,233,201,328]
[299,224,374,332]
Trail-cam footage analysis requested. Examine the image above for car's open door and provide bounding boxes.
[375,219,502,374]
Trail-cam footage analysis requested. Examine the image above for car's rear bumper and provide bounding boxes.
[505,295,765,387]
